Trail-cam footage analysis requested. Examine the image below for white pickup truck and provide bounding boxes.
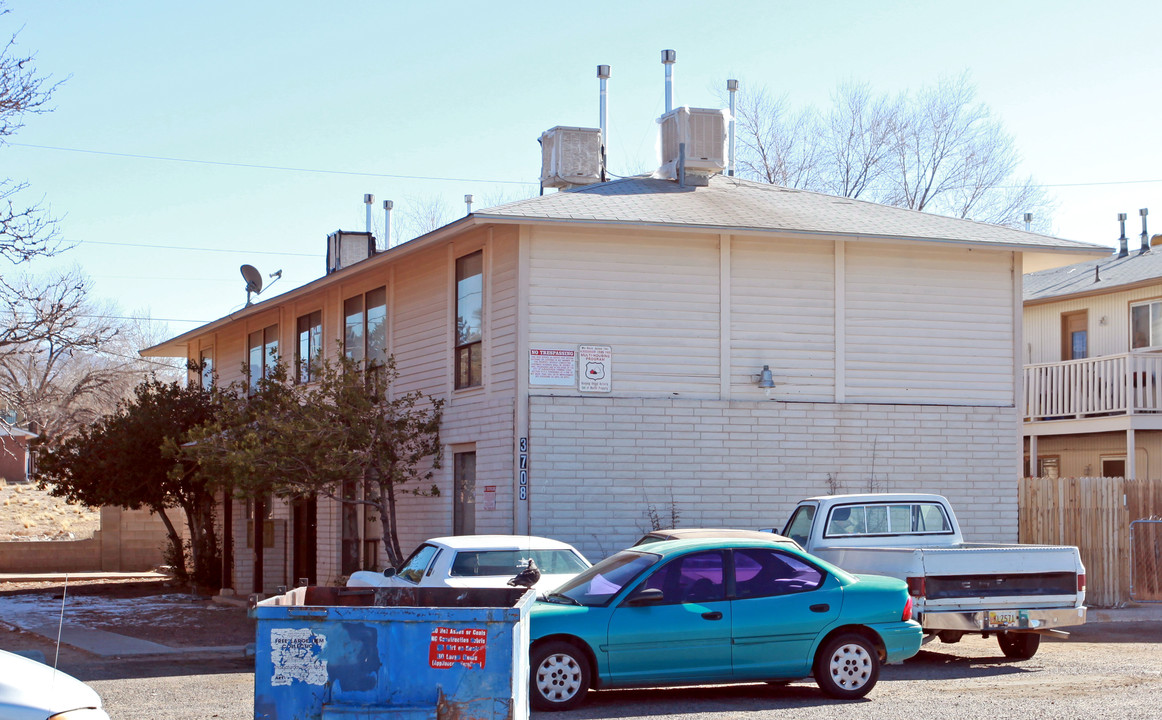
[780,493,1086,659]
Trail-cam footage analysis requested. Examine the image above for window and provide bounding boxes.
[1102,456,1126,478]
[734,548,824,598]
[344,287,387,369]
[824,502,953,537]
[450,549,589,577]
[199,348,214,390]
[341,480,361,575]
[628,550,726,605]
[296,311,322,383]
[453,450,476,535]
[782,505,815,547]
[1131,301,1162,349]
[455,251,483,389]
[247,324,278,390]
[396,543,440,584]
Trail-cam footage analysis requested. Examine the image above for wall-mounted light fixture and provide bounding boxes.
[756,365,774,388]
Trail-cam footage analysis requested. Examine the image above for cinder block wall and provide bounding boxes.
[529,396,1018,560]
[0,506,178,573]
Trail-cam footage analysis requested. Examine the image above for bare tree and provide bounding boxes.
[0,269,158,441]
[729,73,1051,229]
[396,194,454,242]
[818,81,899,200]
[733,85,822,189]
[1,2,66,264]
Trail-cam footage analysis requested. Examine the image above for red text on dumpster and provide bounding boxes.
[429,626,488,669]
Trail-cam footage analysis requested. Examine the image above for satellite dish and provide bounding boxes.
[241,264,264,294]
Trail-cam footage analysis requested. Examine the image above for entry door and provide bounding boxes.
[1062,311,1088,360]
[292,496,317,585]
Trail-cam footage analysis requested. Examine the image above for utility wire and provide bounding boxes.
[79,239,319,257]
[10,142,541,186]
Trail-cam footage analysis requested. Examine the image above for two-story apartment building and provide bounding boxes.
[1024,217,1162,480]
[144,173,1105,593]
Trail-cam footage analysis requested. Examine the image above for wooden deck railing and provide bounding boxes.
[1024,352,1162,421]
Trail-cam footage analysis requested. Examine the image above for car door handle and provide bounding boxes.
[810,604,830,613]
[701,611,723,620]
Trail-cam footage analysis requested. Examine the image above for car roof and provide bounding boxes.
[424,534,582,552]
[643,528,797,543]
[631,536,807,557]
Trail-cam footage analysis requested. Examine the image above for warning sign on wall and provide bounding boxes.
[578,345,612,392]
[529,348,576,386]
[429,626,488,669]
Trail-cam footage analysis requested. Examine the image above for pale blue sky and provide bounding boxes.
[5,1,1161,339]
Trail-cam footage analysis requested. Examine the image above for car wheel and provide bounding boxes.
[530,640,591,711]
[813,632,880,700]
[997,631,1041,659]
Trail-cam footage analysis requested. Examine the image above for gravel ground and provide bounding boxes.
[66,622,1162,720]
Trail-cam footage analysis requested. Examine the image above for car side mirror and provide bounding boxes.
[383,568,397,578]
[627,588,665,606]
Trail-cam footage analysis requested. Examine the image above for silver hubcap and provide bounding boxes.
[828,642,872,690]
[536,652,582,703]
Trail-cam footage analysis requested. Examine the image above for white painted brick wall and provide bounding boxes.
[529,396,1018,560]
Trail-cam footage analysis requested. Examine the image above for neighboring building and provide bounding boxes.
[0,424,37,484]
[144,171,1104,593]
[1023,216,1162,480]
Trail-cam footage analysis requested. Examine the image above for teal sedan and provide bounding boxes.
[529,537,921,710]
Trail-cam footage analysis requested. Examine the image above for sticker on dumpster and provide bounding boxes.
[270,628,328,686]
[429,626,487,669]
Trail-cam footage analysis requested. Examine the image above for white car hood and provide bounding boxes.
[0,649,108,720]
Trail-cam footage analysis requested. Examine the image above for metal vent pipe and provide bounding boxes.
[1023,212,1033,231]
[1140,208,1150,253]
[383,200,393,249]
[364,193,374,235]
[1118,212,1129,258]
[598,64,610,182]
[727,79,739,177]
[661,49,676,113]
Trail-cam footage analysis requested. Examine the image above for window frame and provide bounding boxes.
[1130,299,1162,350]
[453,449,477,535]
[821,502,955,539]
[199,347,214,390]
[343,287,388,370]
[296,310,323,384]
[454,250,483,389]
[247,324,279,391]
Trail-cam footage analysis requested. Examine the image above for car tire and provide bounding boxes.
[997,631,1041,659]
[530,640,591,711]
[813,632,880,700]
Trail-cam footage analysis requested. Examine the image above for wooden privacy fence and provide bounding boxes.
[1018,476,1162,606]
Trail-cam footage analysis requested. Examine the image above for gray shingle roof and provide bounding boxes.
[1024,245,1161,301]
[478,175,1106,252]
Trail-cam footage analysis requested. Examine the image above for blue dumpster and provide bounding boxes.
[252,586,534,720]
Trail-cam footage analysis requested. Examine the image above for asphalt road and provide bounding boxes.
[76,622,1162,720]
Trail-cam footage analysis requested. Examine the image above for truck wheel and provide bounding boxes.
[813,632,880,699]
[531,640,591,711]
[997,631,1041,659]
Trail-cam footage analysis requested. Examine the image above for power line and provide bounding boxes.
[10,142,541,186]
[79,239,318,257]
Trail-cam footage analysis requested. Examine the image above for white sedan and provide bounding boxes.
[0,649,110,720]
[347,535,591,593]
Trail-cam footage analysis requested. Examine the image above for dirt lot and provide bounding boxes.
[0,483,101,541]
[0,576,256,663]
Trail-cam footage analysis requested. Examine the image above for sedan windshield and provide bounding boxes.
[545,550,659,607]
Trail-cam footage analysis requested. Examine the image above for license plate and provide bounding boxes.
[987,610,1021,628]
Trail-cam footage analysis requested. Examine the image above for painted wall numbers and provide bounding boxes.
[518,437,528,503]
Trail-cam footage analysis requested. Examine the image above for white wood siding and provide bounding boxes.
[391,245,448,397]
[730,236,835,400]
[845,244,1014,405]
[528,226,722,397]
[488,227,520,394]
[1024,284,1162,364]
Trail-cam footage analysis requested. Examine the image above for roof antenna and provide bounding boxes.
[241,264,283,306]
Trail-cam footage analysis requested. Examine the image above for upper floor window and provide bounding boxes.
[296,310,322,383]
[247,324,278,390]
[199,348,214,390]
[344,287,387,369]
[455,251,483,389]
[1131,301,1162,349]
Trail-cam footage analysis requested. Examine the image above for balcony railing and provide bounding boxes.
[1024,352,1162,421]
